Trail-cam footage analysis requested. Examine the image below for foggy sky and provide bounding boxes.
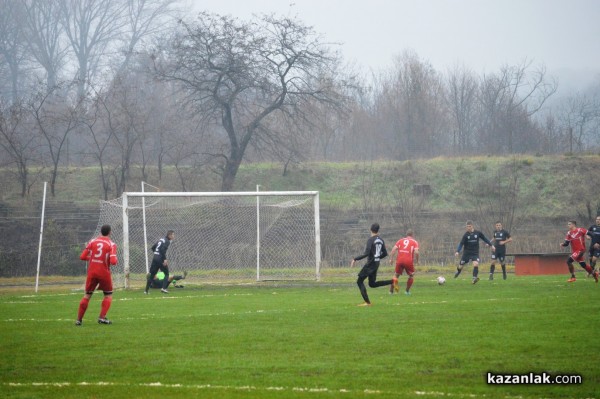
[191,0,600,91]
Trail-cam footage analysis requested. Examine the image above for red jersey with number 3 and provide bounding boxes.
[565,227,587,254]
[394,237,419,265]
[80,236,118,269]
[80,235,117,293]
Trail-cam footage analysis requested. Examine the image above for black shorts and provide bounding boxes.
[491,250,506,263]
[460,254,480,265]
[589,248,600,258]
[149,259,168,276]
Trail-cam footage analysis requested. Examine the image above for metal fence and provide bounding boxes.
[0,204,575,288]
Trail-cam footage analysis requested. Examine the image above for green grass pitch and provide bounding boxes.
[1,274,599,399]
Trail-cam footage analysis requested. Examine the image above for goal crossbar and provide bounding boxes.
[125,191,319,197]
[118,190,321,287]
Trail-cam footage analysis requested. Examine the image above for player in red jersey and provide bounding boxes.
[561,220,597,283]
[389,229,419,295]
[76,224,118,325]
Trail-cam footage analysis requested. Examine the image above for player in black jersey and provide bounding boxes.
[489,221,512,280]
[586,216,600,274]
[454,221,495,284]
[351,223,393,306]
[144,230,175,294]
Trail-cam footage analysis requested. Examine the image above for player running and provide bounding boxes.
[562,220,598,283]
[389,229,419,295]
[351,223,393,306]
[454,221,495,284]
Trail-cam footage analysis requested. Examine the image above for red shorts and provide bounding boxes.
[85,266,113,294]
[571,251,585,262]
[395,262,415,275]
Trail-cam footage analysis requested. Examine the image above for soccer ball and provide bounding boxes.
[437,276,446,285]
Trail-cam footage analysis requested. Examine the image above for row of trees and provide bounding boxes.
[0,0,178,100]
[1,0,600,198]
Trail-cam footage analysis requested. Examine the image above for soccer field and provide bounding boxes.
[1,274,599,399]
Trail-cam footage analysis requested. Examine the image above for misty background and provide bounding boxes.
[1,0,599,197]
[195,0,600,94]
[1,0,599,282]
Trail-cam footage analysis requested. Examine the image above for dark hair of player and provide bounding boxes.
[101,225,112,236]
[370,223,380,233]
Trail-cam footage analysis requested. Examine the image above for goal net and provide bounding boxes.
[92,191,321,288]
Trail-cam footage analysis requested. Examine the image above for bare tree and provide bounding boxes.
[335,96,377,161]
[115,0,179,77]
[81,89,116,200]
[168,132,206,191]
[91,75,150,196]
[154,12,350,191]
[58,0,128,97]
[299,94,351,161]
[29,85,82,196]
[557,91,600,153]
[446,65,478,154]
[139,69,192,183]
[17,0,178,99]
[21,0,69,92]
[479,60,557,153]
[536,113,562,154]
[468,158,521,232]
[246,104,316,174]
[0,0,27,103]
[372,50,447,160]
[114,82,141,194]
[0,98,44,197]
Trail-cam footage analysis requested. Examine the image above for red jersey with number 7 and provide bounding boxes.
[565,227,587,254]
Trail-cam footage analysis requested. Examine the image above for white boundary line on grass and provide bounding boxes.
[1,307,297,323]
[1,293,572,323]
[4,381,494,397]
[4,381,385,395]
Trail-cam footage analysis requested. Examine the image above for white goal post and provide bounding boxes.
[94,191,321,288]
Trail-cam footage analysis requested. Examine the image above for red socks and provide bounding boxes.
[100,296,112,319]
[78,295,113,321]
[406,277,414,291]
[77,297,90,321]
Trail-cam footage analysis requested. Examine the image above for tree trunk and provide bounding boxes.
[50,164,58,197]
[221,156,242,192]
[20,167,27,198]
[158,154,163,182]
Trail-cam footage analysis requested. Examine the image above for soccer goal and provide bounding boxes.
[92,190,321,288]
